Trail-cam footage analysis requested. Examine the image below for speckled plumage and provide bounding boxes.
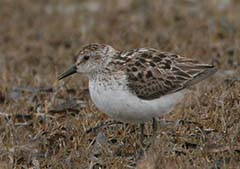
[58,43,217,123]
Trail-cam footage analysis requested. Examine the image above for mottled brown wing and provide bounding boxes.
[121,49,216,100]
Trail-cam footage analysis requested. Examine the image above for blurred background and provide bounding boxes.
[0,0,240,168]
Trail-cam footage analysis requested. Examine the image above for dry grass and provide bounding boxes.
[0,0,240,168]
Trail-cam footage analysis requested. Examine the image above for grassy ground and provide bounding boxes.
[0,0,240,168]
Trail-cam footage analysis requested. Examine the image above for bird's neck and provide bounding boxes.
[87,68,111,81]
[88,50,121,81]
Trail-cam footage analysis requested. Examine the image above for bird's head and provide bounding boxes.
[58,43,116,80]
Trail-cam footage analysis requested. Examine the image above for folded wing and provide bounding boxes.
[123,49,216,100]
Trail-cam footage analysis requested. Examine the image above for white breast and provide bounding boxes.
[88,75,185,123]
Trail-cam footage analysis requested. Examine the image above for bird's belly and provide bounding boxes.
[89,82,185,123]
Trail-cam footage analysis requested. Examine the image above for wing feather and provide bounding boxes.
[115,49,216,100]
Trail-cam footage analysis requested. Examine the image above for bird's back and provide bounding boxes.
[109,48,216,100]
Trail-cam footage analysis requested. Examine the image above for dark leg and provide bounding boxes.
[152,118,157,136]
[140,123,145,144]
[135,123,145,160]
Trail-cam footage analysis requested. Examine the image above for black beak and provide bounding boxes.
[58,65,77,80]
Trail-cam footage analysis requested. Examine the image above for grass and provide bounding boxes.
[0,0,240,168]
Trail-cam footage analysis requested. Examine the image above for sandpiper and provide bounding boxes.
[58,43,216,136]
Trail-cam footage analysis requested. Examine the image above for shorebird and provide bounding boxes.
[58,43,216,138]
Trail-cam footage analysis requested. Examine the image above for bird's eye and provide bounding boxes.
[83,55,89,61]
